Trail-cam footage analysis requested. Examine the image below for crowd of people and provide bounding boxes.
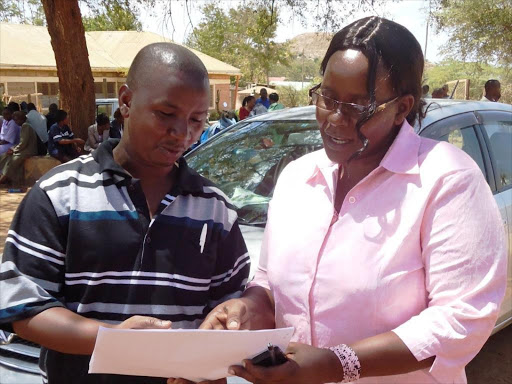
[422,79,501,101]
[238,89,285,121]
[0,101,125,186]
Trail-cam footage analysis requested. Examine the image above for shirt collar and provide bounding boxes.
[93,139,204,192]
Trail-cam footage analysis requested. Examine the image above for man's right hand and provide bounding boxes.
[200,287,275,331]
[114,315,172,330]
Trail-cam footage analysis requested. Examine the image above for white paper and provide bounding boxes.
[88,327,294,381]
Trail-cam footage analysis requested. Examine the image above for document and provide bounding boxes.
[89,326,294,381]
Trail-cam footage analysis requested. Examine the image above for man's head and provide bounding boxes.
[49,103,58,113]
[269,92,279,103]
[259,88,268,99]
[118,42,210,168]
[422,85,429,95]
[2,107,12,121]
[113,108,123,123]
[441,84,449,96]
[7,102,20,112]
[96,113,111,133]
[13,111,26,126]
[27,103,37,112]
[484,79,501,102]
[56,110,68,126]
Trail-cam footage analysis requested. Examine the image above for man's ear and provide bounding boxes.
[394,94,415,126]
[118,85,133,118]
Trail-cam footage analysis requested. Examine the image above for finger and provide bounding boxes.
[226,302,247,330]
[135,316,172,329]
[199,310,228,330]
[228,365,258,383]
[243,359,296,381]
[198,379,227,384]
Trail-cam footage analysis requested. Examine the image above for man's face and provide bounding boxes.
[120,71,209,168]
[2,109,12,121]
[260,89,267,99]
[13,114,25,126]
[490,85,501,102]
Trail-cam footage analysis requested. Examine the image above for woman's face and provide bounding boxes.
[317,49,411,166]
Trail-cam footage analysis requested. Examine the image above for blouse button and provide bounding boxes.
[348,196,356,204]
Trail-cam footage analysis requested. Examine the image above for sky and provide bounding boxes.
[138,0,449,63]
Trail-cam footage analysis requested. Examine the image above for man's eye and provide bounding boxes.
[158,111,173,117]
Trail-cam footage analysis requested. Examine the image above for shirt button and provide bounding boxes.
[145,236,151,244]
[348,196,356,204]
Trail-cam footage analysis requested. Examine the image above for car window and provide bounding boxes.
[481,120,512,190]
[186,120,321,225]
[438,126,486,177]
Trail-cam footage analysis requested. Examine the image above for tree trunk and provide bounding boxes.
[41,0,95,140]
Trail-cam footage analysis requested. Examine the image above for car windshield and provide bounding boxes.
[186,119,322,225]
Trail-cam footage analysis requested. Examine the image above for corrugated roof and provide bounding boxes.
[0,23,241,76]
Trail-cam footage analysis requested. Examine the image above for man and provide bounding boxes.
[0,111,38,185]
[422,84,431,98]
[0,42,249,384]
[0,107,21,155]
[47,109,84,162]
[84,113,110,152]
[46,103,58,131]
[268,92,285,111]
[255,87,270,109]
[109,107,124,138]
[481,79,501,102]
[26,102,49,155]
[441,84,450,98]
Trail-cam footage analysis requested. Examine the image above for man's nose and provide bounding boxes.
[167,118,190,140]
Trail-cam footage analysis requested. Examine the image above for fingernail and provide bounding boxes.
[228,368,235,375]
[228,320,238,328]
[242,360,247,368]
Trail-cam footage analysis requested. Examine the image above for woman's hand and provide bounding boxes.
[229,343,343,384]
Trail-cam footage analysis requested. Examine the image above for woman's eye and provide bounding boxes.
[158,111,173,117]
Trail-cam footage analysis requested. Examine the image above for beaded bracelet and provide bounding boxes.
[329,344,361,383]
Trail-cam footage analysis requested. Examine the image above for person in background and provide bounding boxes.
[0,111,38,185]
[203,16,506,384]
[481,79,501,102]
[422,84,431,98]
[84,113,110,152]
[256,88,270,109]
[199,110,236,144]
[0,107,21,156]
[20,101,28,113]
[250,101,268,116]
[26,102,49,155]
[431,88,444,98]
[239,96,255,120]
[110,107,124,138]
[441,84,450,98]
[48,109,84,163]
[268,92,285,111]
[46,103,58,131]
[7,101,20,112]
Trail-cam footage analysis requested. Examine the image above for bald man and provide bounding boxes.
[0,43,249,384]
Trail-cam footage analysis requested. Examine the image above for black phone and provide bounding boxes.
[250,343,288,367]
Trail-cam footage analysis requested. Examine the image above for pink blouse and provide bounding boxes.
[249,121,507,383]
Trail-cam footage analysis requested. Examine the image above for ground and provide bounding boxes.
[0,189,510,383]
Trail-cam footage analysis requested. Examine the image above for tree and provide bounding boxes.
[186,2,290,86]
[83,0,142,31]
[433,0,512,66]
[41,0,96,140]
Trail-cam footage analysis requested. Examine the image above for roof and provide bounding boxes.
[0,23,241,76]
[238,86,276,95]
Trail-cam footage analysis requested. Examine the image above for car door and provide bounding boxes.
[476,110,512,331]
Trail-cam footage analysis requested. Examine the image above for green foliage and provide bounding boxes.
[275,85,310,107]
[270,56,321,82]
[424,60,512,103]
[83,0,142,31]
[433,0,512,66]
[0,0,44,25]
[186,2,291,86]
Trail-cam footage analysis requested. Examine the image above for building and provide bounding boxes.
[0,23,241,112]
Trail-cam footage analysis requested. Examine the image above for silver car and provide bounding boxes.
[1,100,511,382]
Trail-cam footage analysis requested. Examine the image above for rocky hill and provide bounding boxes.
[288,32,333,60]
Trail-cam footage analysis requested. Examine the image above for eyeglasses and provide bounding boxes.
[309,84,399,120]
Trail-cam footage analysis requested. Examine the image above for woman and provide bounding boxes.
[199,17,506,384]
[239,96,256,120]
[84,113,110,152]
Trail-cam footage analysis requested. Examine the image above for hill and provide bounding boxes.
[288,32,333,60]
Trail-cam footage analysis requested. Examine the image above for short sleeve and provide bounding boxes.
[393,168,507,382]
[208,220,251,309]
[0,185,66,332]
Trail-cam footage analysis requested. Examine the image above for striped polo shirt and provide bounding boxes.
[0,139,250,384]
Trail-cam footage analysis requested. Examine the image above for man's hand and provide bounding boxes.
[113,315,172,330]
[228,343,343,384]
[74,138,85,145]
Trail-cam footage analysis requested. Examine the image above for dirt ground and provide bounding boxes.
[0,189,511,383]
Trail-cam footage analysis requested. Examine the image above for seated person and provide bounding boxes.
[0,111,38,185]
[109,108,124,139]
[84,113,110,152]
[0,107,21,156]
[48,110,84,163]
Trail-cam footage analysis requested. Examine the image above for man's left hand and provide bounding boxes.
[228,342,343,384]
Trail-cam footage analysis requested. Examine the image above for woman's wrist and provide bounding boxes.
[328,344,361,383]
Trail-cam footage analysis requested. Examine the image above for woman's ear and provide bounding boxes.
[394,94,415,126]
[118,85,133,119]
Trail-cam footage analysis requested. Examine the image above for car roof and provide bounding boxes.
[242,100,512,131]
